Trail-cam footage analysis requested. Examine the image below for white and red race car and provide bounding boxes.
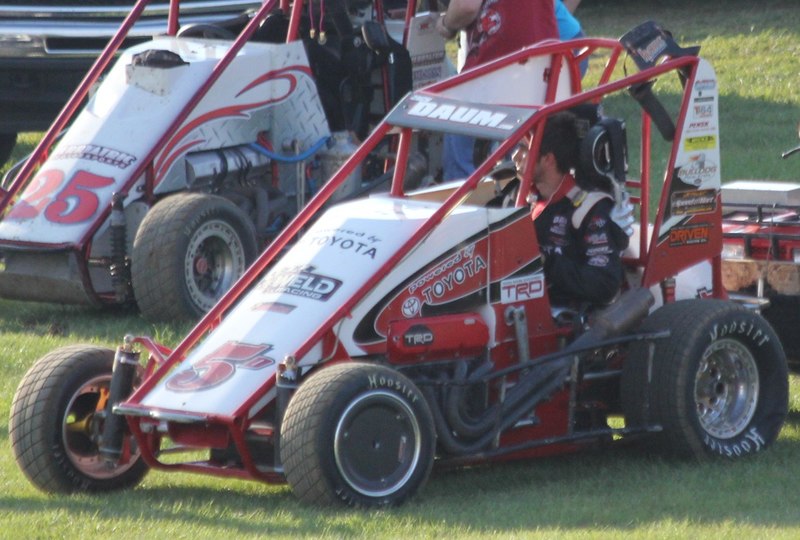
[10,21,789,507]
[0,0,446,321]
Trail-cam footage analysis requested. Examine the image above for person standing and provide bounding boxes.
[555,0,588,77]
[436,0,558,180]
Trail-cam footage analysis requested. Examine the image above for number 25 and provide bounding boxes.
[8,169,115,224]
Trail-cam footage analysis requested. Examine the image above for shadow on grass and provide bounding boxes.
[2,432,800,536]
[0,298,192,346]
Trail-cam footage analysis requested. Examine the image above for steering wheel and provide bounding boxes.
[177,23,237,40]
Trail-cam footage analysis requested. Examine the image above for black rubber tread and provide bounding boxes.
[9,345,148,493]
[622,299,788,459]
[281,362,436,507]
[131,192,257,322]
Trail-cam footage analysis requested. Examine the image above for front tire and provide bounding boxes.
[131,193,257,322]
[281,362,436,507]
[622,299,788,459]
[9,345,148,493]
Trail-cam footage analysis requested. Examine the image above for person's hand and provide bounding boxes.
[436,12,458,39]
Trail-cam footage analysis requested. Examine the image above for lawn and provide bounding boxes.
[1,1,800,538]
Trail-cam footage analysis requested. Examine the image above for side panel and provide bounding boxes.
[0,38,327,246]
[645,58,722,287]
[138,197,492,417]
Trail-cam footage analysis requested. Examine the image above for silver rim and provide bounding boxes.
[334,390,422,498]
[694,338,760,439]
[184,219,246,312]
[62,374,140,479]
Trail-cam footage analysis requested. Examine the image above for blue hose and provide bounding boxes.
[248,136,330,163]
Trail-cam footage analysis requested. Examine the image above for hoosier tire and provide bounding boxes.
[132,193,257,322]
[622,299,788,459]
[9,345,148,493]
[281,362,436,507]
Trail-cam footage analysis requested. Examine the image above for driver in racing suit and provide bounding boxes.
[521,112,630,306]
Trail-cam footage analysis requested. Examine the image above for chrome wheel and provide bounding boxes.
[694,338,759,439]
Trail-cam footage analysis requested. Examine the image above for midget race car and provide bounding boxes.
[0,0,446,321]
[9,21,790,507]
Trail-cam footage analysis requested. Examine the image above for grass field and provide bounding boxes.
[2,1,800,538]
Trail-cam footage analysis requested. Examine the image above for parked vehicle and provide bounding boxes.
[0,0,446,321]
[0,1,263,165]
[9,21,789,507]
[721,124,800,370]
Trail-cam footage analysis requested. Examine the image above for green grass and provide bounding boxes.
[2,1,800,538]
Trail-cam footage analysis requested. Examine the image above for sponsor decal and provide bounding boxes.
[676,153,718,187]
[687,120,713,132]
[367,373,420,403]
[692,104,714,118]
[407,98,516,130]
[305,230,380,259]
[586,245,611,257]
[669,223,711,246]
[403,325,435,347]
[586,232,609,244]
[408,244,487,304]
[694,78,717,93]
[53,144,137,169]
[587,255,610,267]
[696,287,713,299]
[704,428,765,457]
[259,265,342,301]
[684,134,717,152]
[402,296,422,318]
[500,273,545,303]
[671,189,717,216]
[636,35,668,64]
[709,319,771,347]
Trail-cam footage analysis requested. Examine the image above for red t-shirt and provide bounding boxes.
[463,0,558,70]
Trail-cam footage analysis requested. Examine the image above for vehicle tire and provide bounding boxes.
[281,362,436,507]
[621,299,788,459]
[131,192,257,321]
[0,132,17,165]
[8,345,148,493]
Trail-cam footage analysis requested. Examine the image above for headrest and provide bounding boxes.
[576,118,628,193]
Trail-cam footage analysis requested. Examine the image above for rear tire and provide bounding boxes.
[281,362,436,507]
[9,345,148,493]
[622,299,788,459]
[132,193,257,322]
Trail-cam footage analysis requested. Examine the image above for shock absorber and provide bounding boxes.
[274,354,299,469]
[99,335,140,464]
[109,193,131,303]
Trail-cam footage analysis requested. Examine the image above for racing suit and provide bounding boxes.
[533,175,629,306]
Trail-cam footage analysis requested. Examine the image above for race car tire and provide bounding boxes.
[621,299,788,459]
[132,192,257,322]
[281,362,436,507]
[9,345,148,493]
